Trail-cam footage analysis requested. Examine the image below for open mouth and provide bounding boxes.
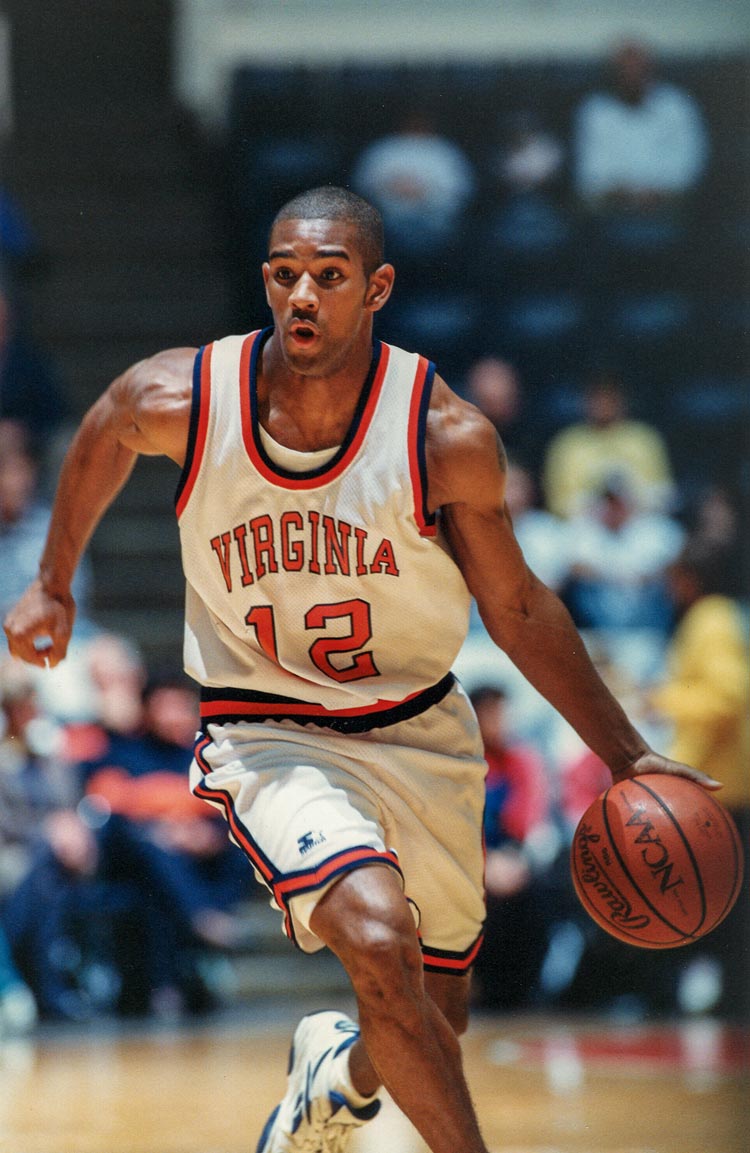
[290,319,319,346]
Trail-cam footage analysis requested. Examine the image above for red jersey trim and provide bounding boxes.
[239,329,391,490]
[198,673,455,734]
[421,932,485,974]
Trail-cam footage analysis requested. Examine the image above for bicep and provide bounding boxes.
[426,382,532,614]
[112,348,195,463]
[442,500,532,621]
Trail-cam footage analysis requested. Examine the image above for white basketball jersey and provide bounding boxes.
[175,329,471,732]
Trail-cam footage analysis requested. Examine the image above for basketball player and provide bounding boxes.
[3,187,718,1153]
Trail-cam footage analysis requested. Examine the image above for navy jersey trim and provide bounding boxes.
[417,360,437,530]
[174,345,206,513]
[248,327,384,482]
[199,672,455,734]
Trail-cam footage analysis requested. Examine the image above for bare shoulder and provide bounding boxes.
[112,347,197,462]
[116,347,196,412]
[425,374,506,512]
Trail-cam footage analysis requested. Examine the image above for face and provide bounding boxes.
[613,42,651,101]
[474,695,507,749]
[263,218,393,378]
[145,686,199,748]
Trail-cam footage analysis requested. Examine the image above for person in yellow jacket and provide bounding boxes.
[652,541,749,1019]
[653,543,749,806]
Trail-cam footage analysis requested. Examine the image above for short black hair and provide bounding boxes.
[270,185,385,275]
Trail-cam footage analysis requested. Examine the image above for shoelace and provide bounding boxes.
[288,1095,363,1152]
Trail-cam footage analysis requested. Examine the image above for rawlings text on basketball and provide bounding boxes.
[574,823,651,930]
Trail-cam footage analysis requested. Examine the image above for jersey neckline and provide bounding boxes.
[240,327,389,489]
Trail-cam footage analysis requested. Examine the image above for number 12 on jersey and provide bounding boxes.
[244,599,380,684]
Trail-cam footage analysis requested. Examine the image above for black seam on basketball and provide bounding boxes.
[603,780,707,941]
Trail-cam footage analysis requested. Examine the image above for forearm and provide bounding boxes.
[38,401,137,596]
[483,577,650,774]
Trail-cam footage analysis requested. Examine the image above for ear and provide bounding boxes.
[262,262,271,304]
[364,263,395,313]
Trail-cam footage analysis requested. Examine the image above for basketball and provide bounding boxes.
[570,774,744,949]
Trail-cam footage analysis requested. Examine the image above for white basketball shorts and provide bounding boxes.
[190,679,487,974]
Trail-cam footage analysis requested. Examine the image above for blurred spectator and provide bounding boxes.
[4,672,250,1020]
[573,39,709,213]
[482,110,570,269]
[61,631,147,762]
[564,475,685,632]
[651,541,749,1019]
[0,282,68,447]
[683,484,745,597]
[0,658,81,1021]
[492,110,565,198]
[464,357,545,471]
[470,685,563,1011]
[77,674,250,1017]
[0,419,91,623]
[652,542,748,815]
[351,108,476,256]
[0,660,76,890]
[542,371,674,518]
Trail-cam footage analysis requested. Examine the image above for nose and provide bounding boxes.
[289,271,319,312]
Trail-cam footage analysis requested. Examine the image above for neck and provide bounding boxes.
[258,332,375,452]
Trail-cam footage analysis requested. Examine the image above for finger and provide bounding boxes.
[672,767,724,791]
[648,762,723,791]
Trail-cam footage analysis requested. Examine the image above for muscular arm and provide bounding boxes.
[427,378,719,787]
[3,347,195,667]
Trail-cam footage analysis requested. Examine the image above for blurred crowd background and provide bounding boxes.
[0,0,747,1037]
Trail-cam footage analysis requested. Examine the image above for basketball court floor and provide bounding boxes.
[0,1001,746,1153]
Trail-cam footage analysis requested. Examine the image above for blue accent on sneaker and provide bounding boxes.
[332,1032,359,1059]
[255,1011,379,1151]
[255,1104,280,1153]
[327,1091,381,1123]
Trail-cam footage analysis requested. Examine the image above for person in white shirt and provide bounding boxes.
[573,40,709,212]
[351,110,476,254]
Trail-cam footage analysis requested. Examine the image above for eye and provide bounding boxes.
[273,266,296,282]
[319,267,344,282]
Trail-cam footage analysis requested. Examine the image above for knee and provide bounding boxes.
[337,906,424,1007]
[311,870,423,1003]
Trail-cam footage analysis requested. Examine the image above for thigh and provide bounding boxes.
[191,722,400,952]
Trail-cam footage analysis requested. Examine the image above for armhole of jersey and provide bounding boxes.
[407,356,437,537]
[175,343,212,519]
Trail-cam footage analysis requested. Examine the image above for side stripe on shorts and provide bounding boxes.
[192,734,403,945]
[421,932,485,975]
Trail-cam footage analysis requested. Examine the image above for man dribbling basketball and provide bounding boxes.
[3,186,719,1153]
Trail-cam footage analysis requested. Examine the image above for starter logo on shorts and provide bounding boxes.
[297,830,327,855]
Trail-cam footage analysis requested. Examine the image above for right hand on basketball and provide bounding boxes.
[3,579,76,668]
[613,750,723,792]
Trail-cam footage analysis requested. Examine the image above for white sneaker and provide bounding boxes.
[256,1010,381,1152]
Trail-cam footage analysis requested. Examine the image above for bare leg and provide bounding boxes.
[310,866,488,1153]
[347,969,472,1098]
